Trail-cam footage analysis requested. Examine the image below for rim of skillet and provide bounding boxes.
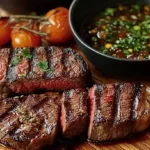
[69,0,150,62]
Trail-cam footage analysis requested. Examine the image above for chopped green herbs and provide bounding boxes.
[85,4,150,59]
[92,37,98,42]
[133,25,141,31]
[132,4,141,11]
[105,8,115,16]
[11,48,32,66]
[36,61,52,74]
[11,57,22,66]
[21,48,32,59]
[123,50,130,56]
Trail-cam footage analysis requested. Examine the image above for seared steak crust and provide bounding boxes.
[0,46,89,94]
[60,89,88,138]
[0,93,60,150]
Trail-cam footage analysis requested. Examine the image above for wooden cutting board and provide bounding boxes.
[0,43,150,150]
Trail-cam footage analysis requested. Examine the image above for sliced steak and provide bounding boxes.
[0,46,89,94]
[60,89,88,138]
[88,84,116,142]
[88,83,136,142]
[0,93,60,150]
[132,84,150,132]
[111,83,135,139]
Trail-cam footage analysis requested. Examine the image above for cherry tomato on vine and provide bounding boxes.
[11,22,41,48]
[0,19,12,46]
[41,7,73,44]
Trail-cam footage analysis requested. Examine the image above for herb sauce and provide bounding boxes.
[84,4,150,60]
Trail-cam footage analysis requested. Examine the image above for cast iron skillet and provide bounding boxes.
[69,0,150,77]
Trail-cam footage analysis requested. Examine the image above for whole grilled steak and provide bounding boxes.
[88,83,150,142]
[0,46,89,94]
[60,89,88,138]
[0,92,60,150]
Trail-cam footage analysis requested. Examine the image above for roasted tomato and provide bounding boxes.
[41,7,73,44]
[0,18,12,46]
[11,22,41,48]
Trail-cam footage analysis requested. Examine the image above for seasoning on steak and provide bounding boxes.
[60,89,88,139]
[0,92,60,150]
[88,83,138,142]
[0,46,89,94]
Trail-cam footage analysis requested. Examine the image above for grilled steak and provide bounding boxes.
[0,46,89,94]
[0,93,61,150]
[88,84,116,142]
[111,83,135,139]
[132,84,150,132]
[60,89,88,138]
[88,83,150,142]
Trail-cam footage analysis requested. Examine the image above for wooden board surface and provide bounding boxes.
[0,44,150,150]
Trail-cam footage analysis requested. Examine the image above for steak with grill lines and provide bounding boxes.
[88,83,150,142]
[60,89,88,138]
[0,92,61,150]
[0,46,89,94]
[0,89,89,150]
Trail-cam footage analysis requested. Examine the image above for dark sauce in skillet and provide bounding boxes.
[83,4,150,60]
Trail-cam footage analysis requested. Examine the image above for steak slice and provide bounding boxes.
[0,93,60,150]
[111,83,135,139]
[132,84,150,132]
[88,84,116,142]
[60,89,88,138]
[0,46,89,94]
[88,83,135,142]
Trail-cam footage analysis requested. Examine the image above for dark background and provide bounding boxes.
[0,0,73,14]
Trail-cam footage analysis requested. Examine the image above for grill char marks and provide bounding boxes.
[0,46,89,94]
[88,84,116,142]
[60,89,88,139]
[132,84,150,132]
[0,93,60,150]
[47,46,64,79]
[112,83,135,139]
[63,48,88,79]
[0,96,25,148]
[0,96,23,118]
[31,47,47,79]
[40,47,89,91]
[6,48,16,83]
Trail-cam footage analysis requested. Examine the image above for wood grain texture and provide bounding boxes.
[0,44,150,150]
